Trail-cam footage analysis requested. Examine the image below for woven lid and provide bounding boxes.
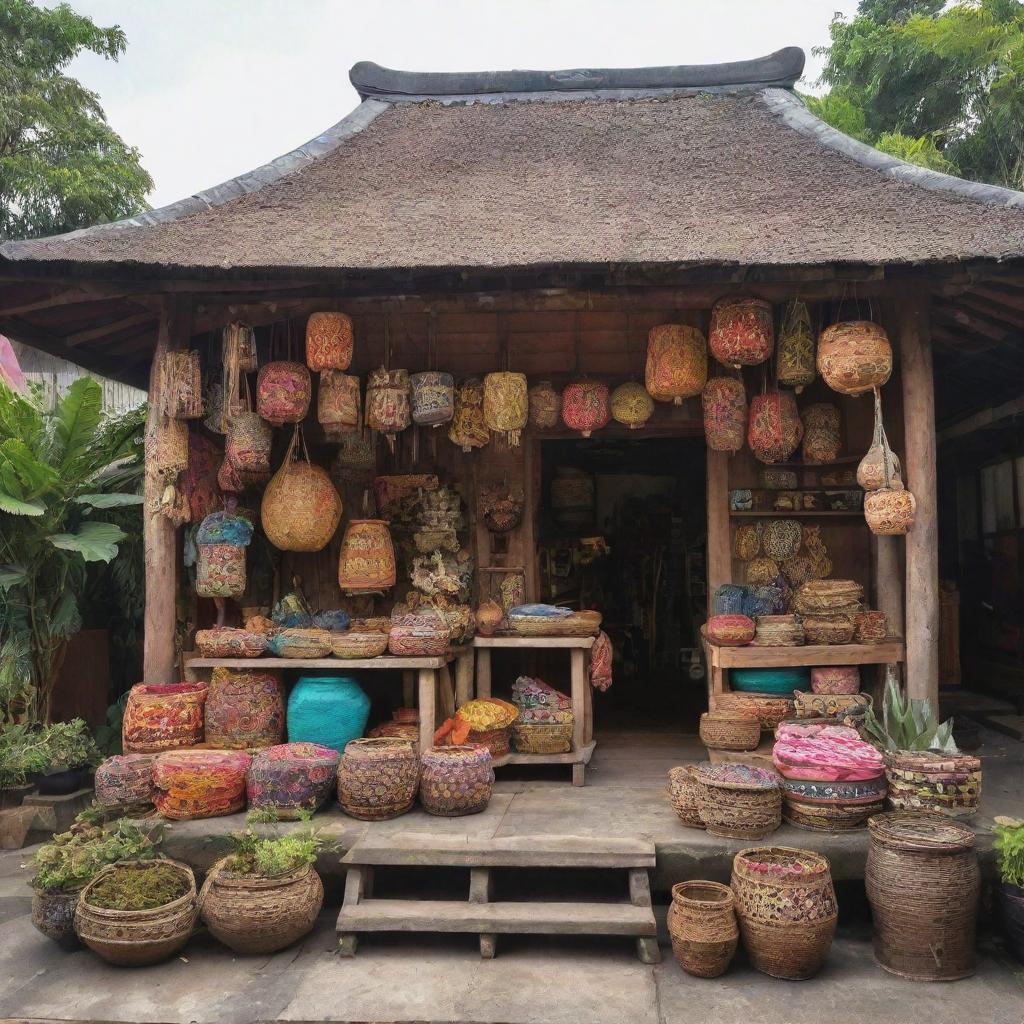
[693,762,779,790]
[868,811,976,851]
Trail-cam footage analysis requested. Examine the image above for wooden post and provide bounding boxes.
[142,295,191,684]
[706,450,731,614]
[899,290,939,704]
[872,535,904,638]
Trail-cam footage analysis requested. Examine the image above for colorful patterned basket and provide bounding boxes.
[411,371,455,426]
[225,409,272,475]
[610,381,654,429]
[366,367,412,448]
[528,380,561,429]
[692,763,782,840]
[818,320,892,395]
[699,712,761,752]
[123,682,207,753]
[482,372,528,446]
[420,745,494,817]
[194,628,268,659]
[205,668,284,749]
[94,754,156,809]
[705,614,755,646]
[645,324,707,403]
[884,752,981,819]
[810,665,860,695]
[733,523,760,560]
[338,519,397,595]
[748,390,802,464]
[256,360,311,425]
[745,557,779,586]
[668,765,705,828]
[318,371,361,429]
[709,297,773,367]
[246,742,340,818]
[268,628,333,658]
[449,377,490,451]
[562,380,610,437]
[713,692,795,730]
[731,846,837,979]
[153,750,251,819]
[388,625,449,657]
[331,631,389,659]
[337,737,420,820]
[305,311,353,372]
[702,377,747,453]
[853,610,887,644]
[762,519,802,561]
[667,880,738,978]
[196,543,247,599]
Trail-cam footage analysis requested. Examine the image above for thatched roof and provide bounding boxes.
[5,47,1024,274]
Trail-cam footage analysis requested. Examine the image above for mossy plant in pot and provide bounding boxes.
[199,829,329,955]
[38,719,101,795]
[994,816,1024,963]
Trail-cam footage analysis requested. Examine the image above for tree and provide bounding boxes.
[0,378,144,722]
[811,0,1024,189]
[0,0,152,241]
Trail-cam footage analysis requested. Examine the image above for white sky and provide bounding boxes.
[66,0,861,209]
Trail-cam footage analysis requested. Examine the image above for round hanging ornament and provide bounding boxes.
[562,380,610,438]
[818,320,892,395]
[483,372,528,446]
[645,324,707,403]
[709,297,774,368]
[448,377,490,452]
[305,312,353,372]
[610,381,654,429]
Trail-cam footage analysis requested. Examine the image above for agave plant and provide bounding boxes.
[863,678,958,754]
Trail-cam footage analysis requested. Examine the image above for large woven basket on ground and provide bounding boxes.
[699,712,760,752]
[420,745,494,817]
[692,763,781,840]
[337,738,420,820]
[866,812,978,981]
[731,846,837,980]
[667,765,704,829]
[667,880,738,978]
[74,859,197,967]
[199,856,324,955]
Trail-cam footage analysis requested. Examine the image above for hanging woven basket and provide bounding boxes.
[709,297,774,368]
[801,403,842,463]
[448,377,490,451]
[318,371,361,430]
[777,300,816,392]
[645,324,707,403]
[366,367,411,450]
[160,350,204,419]
[818,320,892,395]
[748,391,803,464]
[610,381,654,429]
[338,519,397,594]
[305,312,353,372]
[261,427,342,552]
[257,361,311,425]
[528,380,561,429]
[410,371,455,427]
[483,372,528,446]
[562,380,610,437]
[702,377,747,453]
[858,388,904,491]
[861,389,914,535]
[146,416,189,481]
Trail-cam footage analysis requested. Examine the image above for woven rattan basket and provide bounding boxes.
[667,765,705,829]
[337,737,420,821]
[512,721,573,754]
[712,692,795,731]
[667,880,739,978]
[699,712,761,752]
[195,628,268,659]
[506,610,602,637]
[692,763,781,840]
[330,631,389,659]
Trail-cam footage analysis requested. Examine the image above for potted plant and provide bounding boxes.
[864,679,981,819]
[199,828,327,954]
[994,816,1024,963]
[29,810,164,947]
[38,719,101,795]
[0,724,50,807]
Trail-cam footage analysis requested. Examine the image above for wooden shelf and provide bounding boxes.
[184,655,455,670]
[707,639,905,669]
[770,456,861,468]
[729,511,864,519]
[491,740,596,769]
[474,636,596,649]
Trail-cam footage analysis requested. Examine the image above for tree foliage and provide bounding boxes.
[0,0,152,241]
[812,0,1024,188]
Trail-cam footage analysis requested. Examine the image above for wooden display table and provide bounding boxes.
[472,635,596,786]
[183,647,473,755]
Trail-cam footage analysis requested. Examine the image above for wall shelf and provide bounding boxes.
[729,511,864,519]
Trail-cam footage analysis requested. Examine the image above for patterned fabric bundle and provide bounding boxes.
[801,404,842,463]
[262,427,342,552]
[205,668,285,749]
[305,312,353,372]
[762,519,802,561]
[818,321,892,395]
[332,431,376,483]
[777,300,816,392]
[338,738,420,820]
[610,381,654,429]
[645,324,707,403]
[338,519,397,594]
[287,676,370,752]
[743,585,788,618]
[366,367,411,449]
[482,372,528,446]
[854,610,887,644]
[448,378,490,451]
[590,630,613,691]
[706,614,755,646]
[527,380,561,429]
[745,557,780,586]
[410,371,455,426]
[246,742,340,818]
[257,361,311,425]
[773,721,884,782]
[748,391,803,464]
[702,377,747,452]
[153,750,252,819]
[196,512,253,599]
[318,372,361,430]
[709,297,774,367]
[123,683,207,753]
[94,754,155,809]
[562,380,610,437]
[160,350,204,419]
[712,584,747,615]
[194,627,268,659]
[510,675,572,723]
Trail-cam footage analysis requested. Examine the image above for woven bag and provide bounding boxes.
[562,380,610,437]
[702,376,747,452]
[449,377,490,451]
[610,381,654,429]
[710,297,774,367]
[225,376,272,476]
[261,426,342,552]
[366,367,411,450]
[733,523,761,561]
[645,324,707,402]
[305,312,353,372]
[318,371,361,430]
[801,403,842,463]
[762,519,802,561]
[528,380,561,429]
[257,360,311,425]
[482,372,528,446]
[160,350,203,419]
[146,415,189,481]
[748,390,803,464]
[818,320,892,395]
[411,371,455,427]
[777,299,816,392]
[862,390,915,535]
[338,518,396,594]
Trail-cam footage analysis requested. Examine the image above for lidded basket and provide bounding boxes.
[337,737,420,820]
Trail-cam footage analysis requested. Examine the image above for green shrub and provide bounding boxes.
[994,816,1024,890]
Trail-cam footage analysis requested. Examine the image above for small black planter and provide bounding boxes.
[999,882,1024,963]
[0,782,36,809]
[37,767,85,796]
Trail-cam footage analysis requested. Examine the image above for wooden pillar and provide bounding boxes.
[142,295,191,683]
[898,290,939,703]
[706,450,731,614]
[872,535,904,638]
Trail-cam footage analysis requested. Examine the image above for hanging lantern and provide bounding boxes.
[702,377,747,453]
[801,403,842,463]
[257,361,311,426]
[777,300,816,393]
[709,297,774,368]
[528,380,561,429]
[305,312,353,372]
[338,519,397,595]
[748,390,803,464]
[449,377,490,452]
[318,371,361,431]
[410,371,455,427]
[159,350,204,420]
[261,428,342,552]
[818,321,892,395]
[562,380,610,438]
[483,372,528,446]
[610,381,654,430]
[225,376,272,476]
[366,367,411,451]
[645,324,707,403]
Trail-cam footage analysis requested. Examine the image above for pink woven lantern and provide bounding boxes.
[702,377,747,453]
[709,297,774,368]
[561,380,610,438]
[748,390,803,465]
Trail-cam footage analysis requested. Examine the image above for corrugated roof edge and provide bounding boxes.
[762,88,1024,212]
[0,98,391,260]
[349,47,806,99]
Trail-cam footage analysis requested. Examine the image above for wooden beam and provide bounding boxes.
[951,294,1024,330]
[142,294,191,684]
[898,289,939,704]
[967,284,1024,314]
[65,312,155,347]
[705,450,731,617]
[933,305,1007,344]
